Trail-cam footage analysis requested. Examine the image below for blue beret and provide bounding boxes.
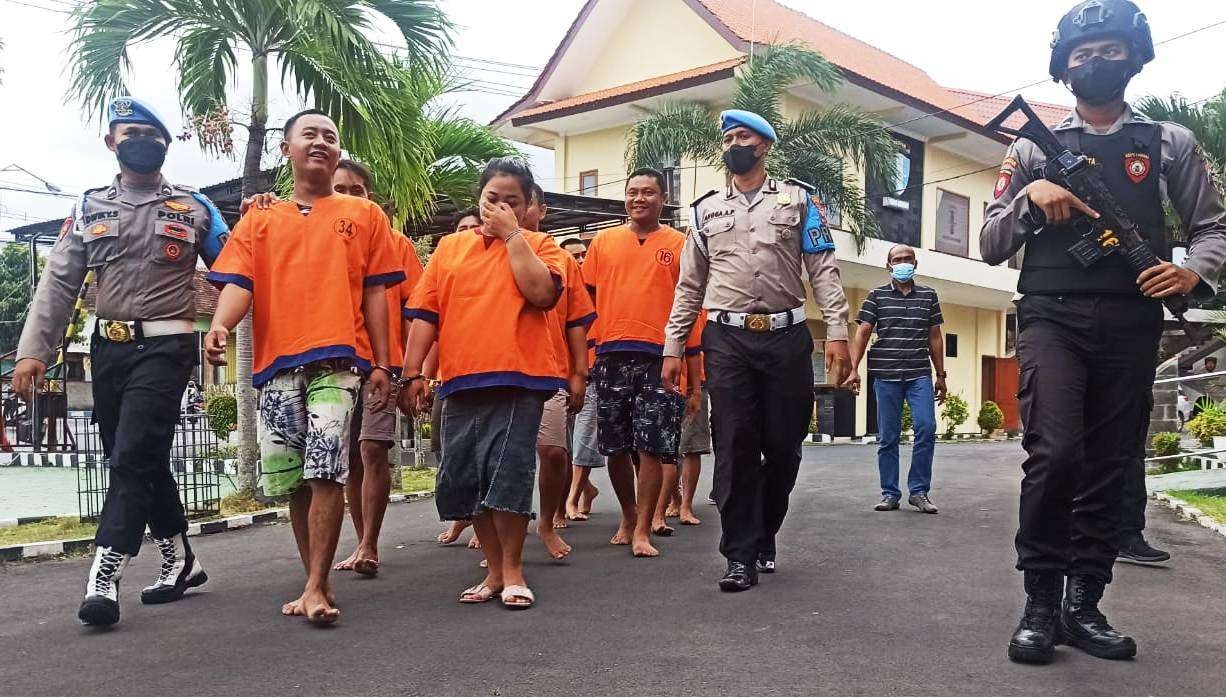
[720,109,777,142]
[108,96,172,143]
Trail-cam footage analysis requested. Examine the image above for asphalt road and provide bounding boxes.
[1,442,1223,697]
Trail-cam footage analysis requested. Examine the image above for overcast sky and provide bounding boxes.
[1,0,1223,231]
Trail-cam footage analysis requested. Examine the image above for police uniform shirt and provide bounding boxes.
[982,105,1226,296]
[664,178,849,357]
[16,174,230,365]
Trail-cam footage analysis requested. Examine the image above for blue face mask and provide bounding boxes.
[890,262,916,282]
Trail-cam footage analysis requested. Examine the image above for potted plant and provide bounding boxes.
[1185,400,1226,458]
[977,400,1004,438]
[940,393,969,440]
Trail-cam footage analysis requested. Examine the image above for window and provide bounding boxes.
[662,166,682,206]
[1005,313,1017,356]
[935,189,970,256]
[946,333,959,358]
[579,170,598,197]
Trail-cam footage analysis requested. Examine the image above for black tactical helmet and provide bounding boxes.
[1049,0,1155,80]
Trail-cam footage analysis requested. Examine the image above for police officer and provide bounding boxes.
[664,109,851,592]
[12,97,230,627]
[982,1,1226,663]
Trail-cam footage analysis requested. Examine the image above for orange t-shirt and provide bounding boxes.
[388,234,425,370]
[545,256,596,378]
[679,309,707,394]
[208,194,404,387]
[406,228,570,398]
[583,224,685,356]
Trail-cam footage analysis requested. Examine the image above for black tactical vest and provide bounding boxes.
[1018,121,1166,295]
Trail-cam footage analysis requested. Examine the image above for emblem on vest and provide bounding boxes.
[655,249,675,266]
[1124,153,1151,185]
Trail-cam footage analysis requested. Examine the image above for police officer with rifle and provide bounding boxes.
[982,0,1226,664]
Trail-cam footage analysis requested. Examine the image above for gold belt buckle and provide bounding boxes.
[745,313,771,332]
[103,321,134,343]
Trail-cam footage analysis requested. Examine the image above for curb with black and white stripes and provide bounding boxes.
[1153,492,1226,540]
[1,452,239,475]
[0,491,434,562]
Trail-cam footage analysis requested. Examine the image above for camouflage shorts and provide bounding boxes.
[256,360,362,497]
[593,352,684,458]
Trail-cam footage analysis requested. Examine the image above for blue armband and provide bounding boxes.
[802,195,835,254]
[191,192,231,267]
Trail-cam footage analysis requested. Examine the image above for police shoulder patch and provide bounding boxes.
[784,177,816,193]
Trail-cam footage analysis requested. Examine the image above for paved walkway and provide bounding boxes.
[1,442,1224,697]
[1147,466,1226,492]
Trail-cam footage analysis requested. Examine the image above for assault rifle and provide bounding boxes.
[986,95,1206,344]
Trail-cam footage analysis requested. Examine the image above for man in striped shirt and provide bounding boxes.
[843,245,947,514]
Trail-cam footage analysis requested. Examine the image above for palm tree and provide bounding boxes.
[627,44,899,250]
[67,0,452,492]
[1135,90,1226,189]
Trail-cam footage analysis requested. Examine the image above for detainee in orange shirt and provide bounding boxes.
[401,158,570,609]
[205,110,403,624]
[583,168,687,558]
[524,185,596,559]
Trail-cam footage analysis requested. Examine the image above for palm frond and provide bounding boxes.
[365,0,454,64]
[626,101,722,171]
[176,25,238,135]
[778,104,900,190]
[1136,90,1226,189]
[732,43,842,127]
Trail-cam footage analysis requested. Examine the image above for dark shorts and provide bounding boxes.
[593,352,684,458]
[436,387,548,520]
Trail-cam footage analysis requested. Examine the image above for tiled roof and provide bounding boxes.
[512,57,746,121]
[944,88,1070,129]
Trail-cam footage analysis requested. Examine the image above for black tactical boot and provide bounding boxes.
[1060,575,1137,660]
[141,533,208,604]
[1008,570,1063,664]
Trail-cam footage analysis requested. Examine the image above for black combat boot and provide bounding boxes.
[1008,570,1063,664]
[1059,575,1137,660]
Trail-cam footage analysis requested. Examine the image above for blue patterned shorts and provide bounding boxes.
[593,352,685,458]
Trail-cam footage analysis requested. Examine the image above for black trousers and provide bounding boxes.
[92,332,196,556]
[705,321,814,565]
[1119,454,1148,541]
[1014,295,1161,582]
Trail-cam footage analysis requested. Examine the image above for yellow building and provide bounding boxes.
[494,0,1067,437]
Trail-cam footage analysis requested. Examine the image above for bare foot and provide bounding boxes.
[438,520,472,545]
[354,558,379,577]
[468,535,482,550]
[281,595,305,617]
[609,523,633,546]
[580,484,599,515]
[651,518,674,536]
[333,549,359,571]
[679,509,701,526]
[553,515,568,529]
[632,536,660,557]
[538,529,572,559]
[302,589,340,625]
[664,504,680,518]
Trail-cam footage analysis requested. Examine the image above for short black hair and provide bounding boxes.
[477,157,534,201]
[452,207,480,232]
[626,167,666,194]
[560,237,588,251]
[530,183,546,206]
[335,159,373,190]
[283,109,332,138]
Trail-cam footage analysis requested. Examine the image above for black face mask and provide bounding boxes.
[116,137,167,174]
[723,144,761,175]
[1067,56,1134,106]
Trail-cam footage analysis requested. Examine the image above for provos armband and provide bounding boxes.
[802,195,835,254]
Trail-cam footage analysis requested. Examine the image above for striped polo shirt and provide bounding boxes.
[857,283,944,380]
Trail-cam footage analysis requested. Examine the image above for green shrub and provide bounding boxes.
[977,400,1004,433]
[1150,431,1181,458]
[901,401,913,434]
[419,421,432,440]
[1186,402,1226,447]
[809,407,818,434]
[205,390,238,441]
[940,394,969,439]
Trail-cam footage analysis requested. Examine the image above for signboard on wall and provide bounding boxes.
[935,189,969,256]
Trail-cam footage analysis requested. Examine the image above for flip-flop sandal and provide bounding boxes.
[354,558,379,577]
[459,584,499,604]
[500,585,535,610]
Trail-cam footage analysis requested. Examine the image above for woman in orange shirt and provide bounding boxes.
[401,158,568,609]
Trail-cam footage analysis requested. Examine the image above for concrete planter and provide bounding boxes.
[1213,436,1226,462]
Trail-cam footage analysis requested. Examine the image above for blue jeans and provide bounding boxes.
[874,376,936,499]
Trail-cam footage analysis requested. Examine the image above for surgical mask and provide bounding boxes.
[890,263,916,282]
[116,137,167,174]
[723,144,761,175]
[1067,56,1134,106]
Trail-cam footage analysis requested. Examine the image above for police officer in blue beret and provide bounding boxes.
[665,109,851,592]
[13,97,231,627]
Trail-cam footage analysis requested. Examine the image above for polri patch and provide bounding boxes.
[1125,153,1151,184]
[162,222,191,240]
[163,241,183,261]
